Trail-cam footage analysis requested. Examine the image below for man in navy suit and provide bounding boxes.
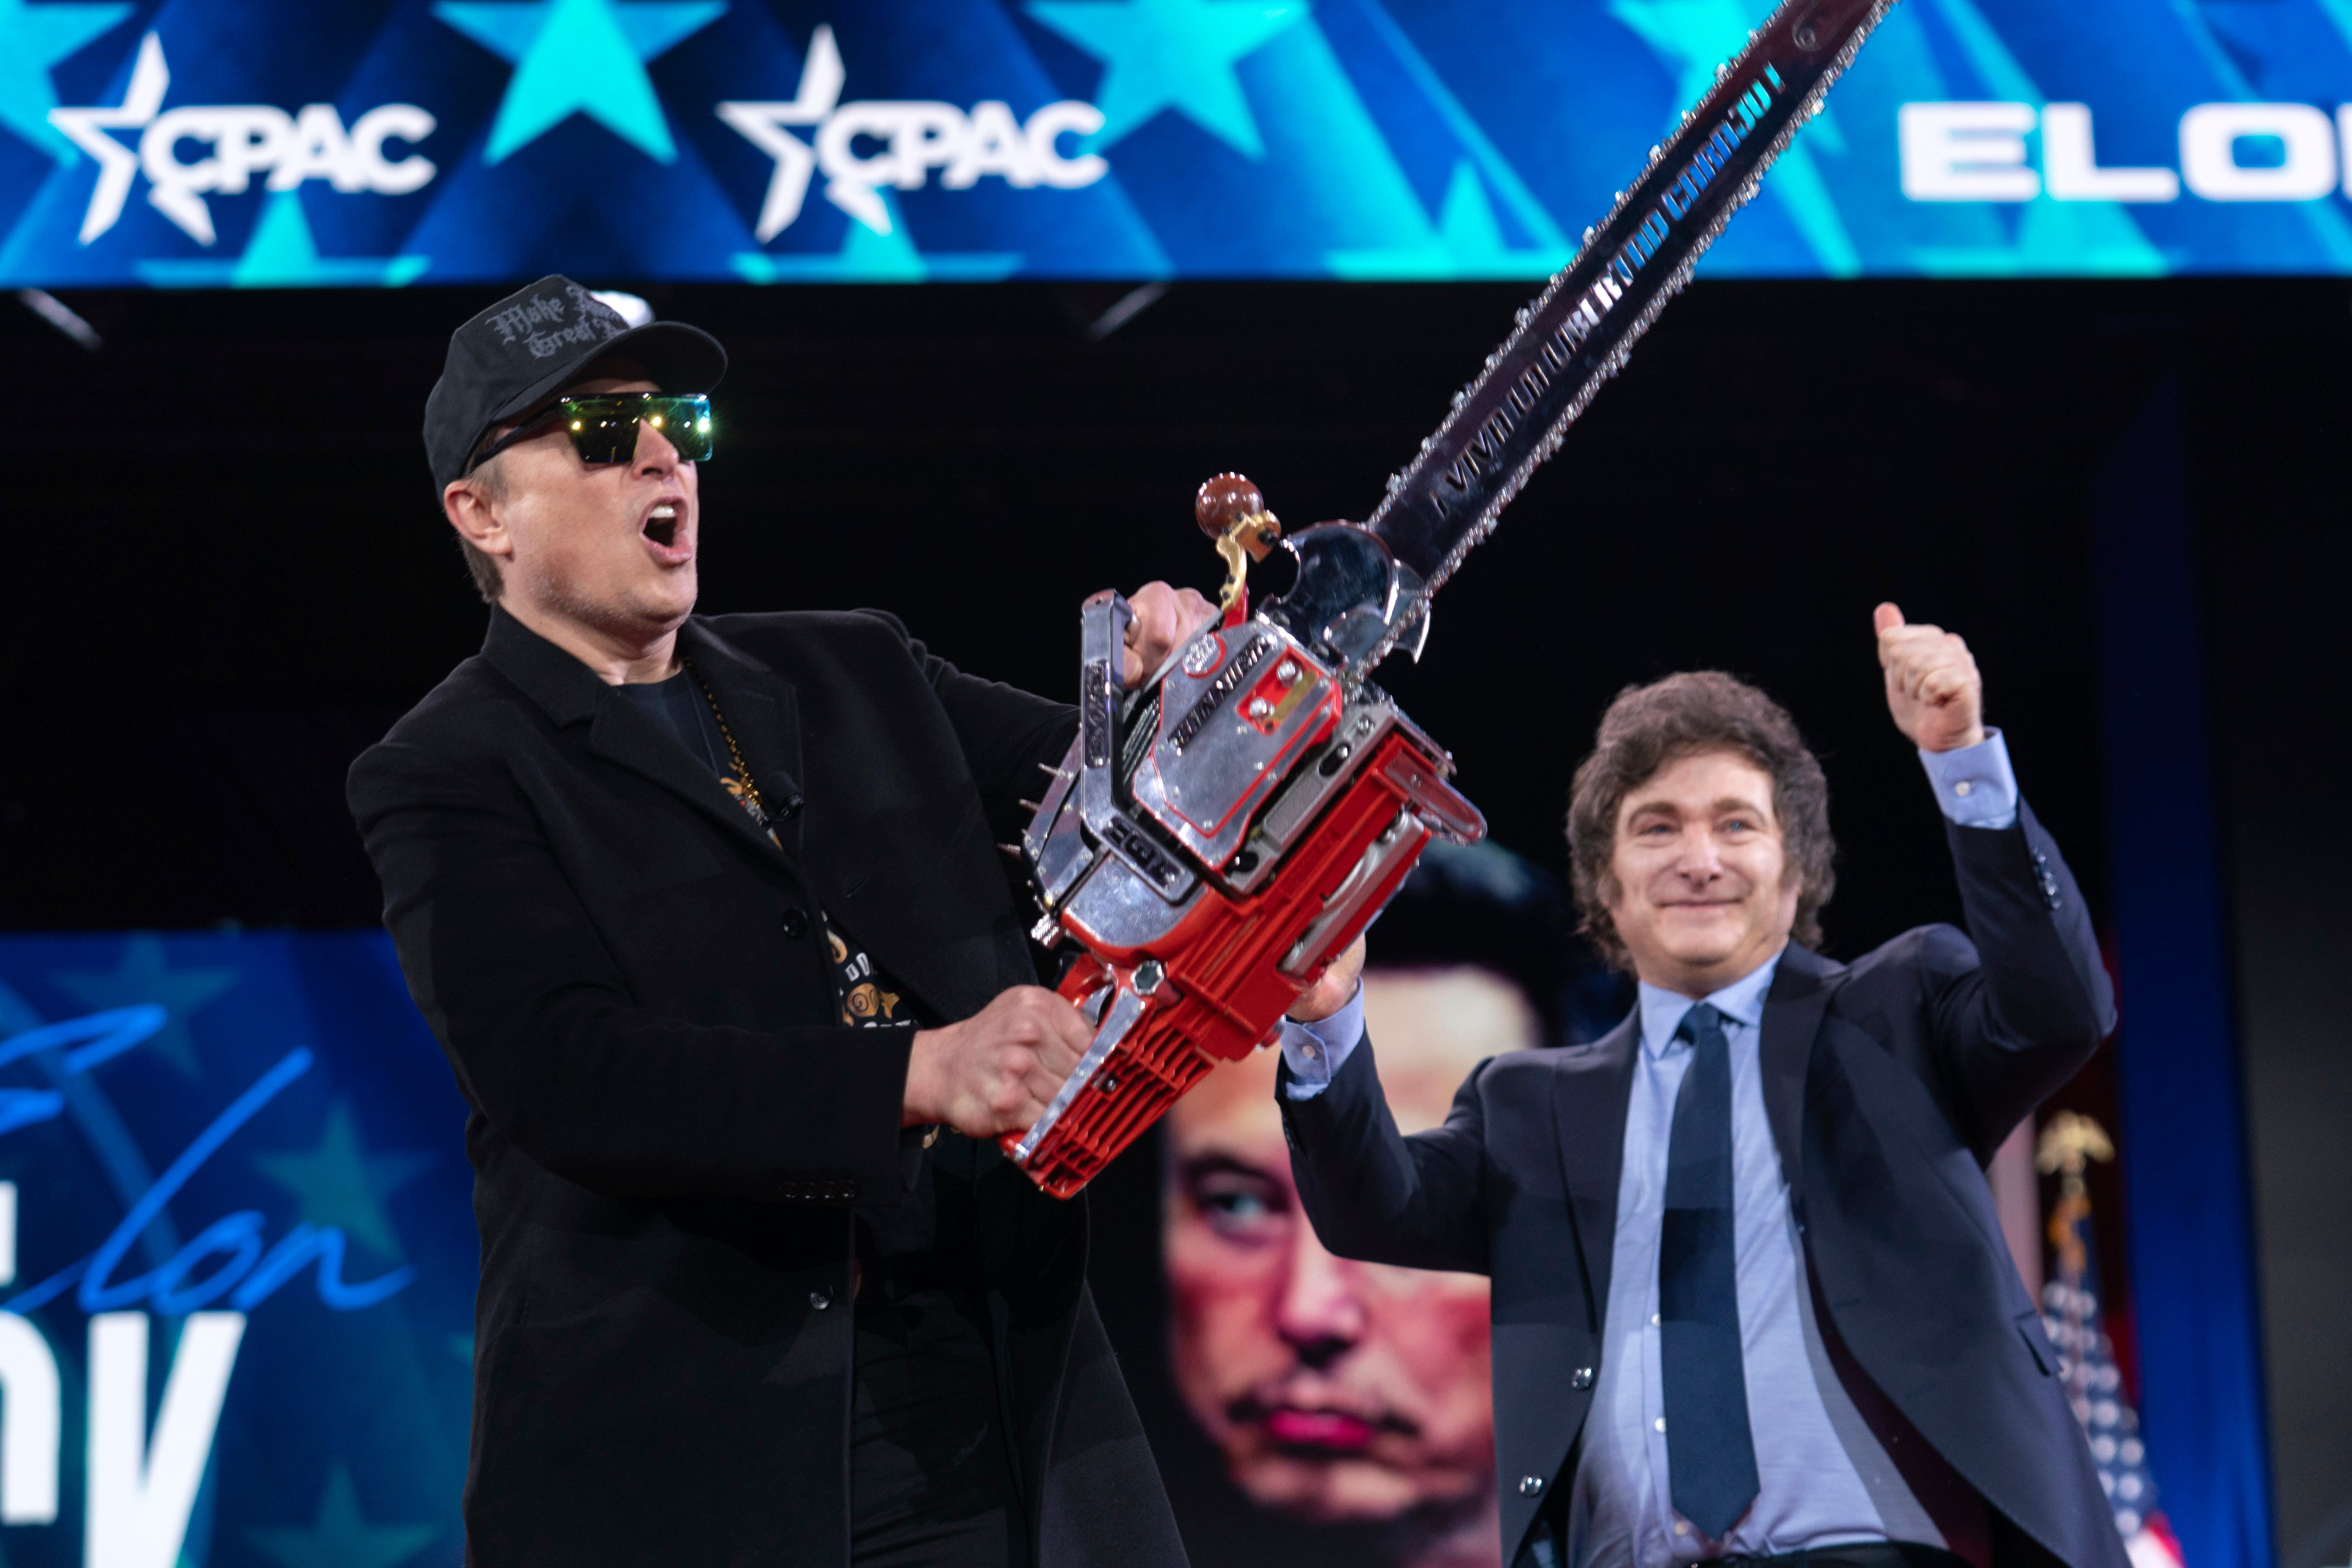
[1272,606,2124,1568]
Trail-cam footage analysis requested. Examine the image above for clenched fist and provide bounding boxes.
[903,986,1094,1138]
[1287,935,1365,1023]
[1874,602,1985,754]
[1118,580,1219,689]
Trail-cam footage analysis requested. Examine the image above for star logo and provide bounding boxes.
[47,32,440,246]
[713,21,841,239]
[1024,0,1309,159]
[0,0,131,161]
[434,0,726,164]
[251,1099,435,1262]
[717,24,1106,240]
[51,933,236,1082]
[45,27,166,242]
[246,1465,436,1568]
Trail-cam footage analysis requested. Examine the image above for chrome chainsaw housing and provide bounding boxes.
[1020,592,1474,957]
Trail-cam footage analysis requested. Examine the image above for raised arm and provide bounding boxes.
[1875,603,2116,1154]
[1276,1037,1495,1274]
[1929,801,2115,1154]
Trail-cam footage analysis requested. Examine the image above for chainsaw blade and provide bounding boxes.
[1349,0,1898,674]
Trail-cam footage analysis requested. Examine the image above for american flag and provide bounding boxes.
[2037,1113,2186,1568]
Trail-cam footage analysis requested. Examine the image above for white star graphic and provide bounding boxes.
[46,29,185,243]
[715,24,848,239]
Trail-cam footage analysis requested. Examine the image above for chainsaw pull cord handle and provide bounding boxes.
[1196,472,1281,629]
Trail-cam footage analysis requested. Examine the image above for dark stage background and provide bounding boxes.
[2,275,2344,1568]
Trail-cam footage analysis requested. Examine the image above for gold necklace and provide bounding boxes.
[680,654,774,839]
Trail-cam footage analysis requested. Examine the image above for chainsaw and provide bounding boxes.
[1005,0,1896,1197]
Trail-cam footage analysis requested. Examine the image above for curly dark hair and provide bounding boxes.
[1564,671,1835,971]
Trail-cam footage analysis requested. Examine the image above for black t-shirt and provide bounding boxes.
[614,672,1027,1567]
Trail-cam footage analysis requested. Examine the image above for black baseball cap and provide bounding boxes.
[423,274,728,492]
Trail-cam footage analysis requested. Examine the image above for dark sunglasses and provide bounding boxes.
[468,393,714,473]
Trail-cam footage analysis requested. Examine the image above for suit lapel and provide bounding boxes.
[678,619,807,861]
[1759,942,1837,1194]
[1551,1015,1640,1332]
[479,607,802,865]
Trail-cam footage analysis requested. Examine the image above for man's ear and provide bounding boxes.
[443,477,514,562]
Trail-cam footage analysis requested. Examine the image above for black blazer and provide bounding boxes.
[349,606,1187,1568]
[1280,808,2127,1568]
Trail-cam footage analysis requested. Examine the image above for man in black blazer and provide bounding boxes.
[1276,610,2126,1568]
[350,277,1225,1566]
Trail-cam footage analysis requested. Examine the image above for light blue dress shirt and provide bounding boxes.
[1279,732,2020,1566]
[1560,956,1951,1568]
[1275,984,1365,1080]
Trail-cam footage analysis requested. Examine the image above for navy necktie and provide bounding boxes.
[1659,1002,1760,1539]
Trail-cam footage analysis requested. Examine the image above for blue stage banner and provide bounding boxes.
[4,0,2352,285]
[0,933,474,1568]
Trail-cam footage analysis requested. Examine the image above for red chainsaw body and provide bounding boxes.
[1002,596,1482,1199]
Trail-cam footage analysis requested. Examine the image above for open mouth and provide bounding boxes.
[643,501,681,548]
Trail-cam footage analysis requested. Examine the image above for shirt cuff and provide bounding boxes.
[1919,727,2019,830]
[1278,985,1364,1101]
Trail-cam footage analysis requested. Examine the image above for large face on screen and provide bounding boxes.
[1164,967,1537,1547]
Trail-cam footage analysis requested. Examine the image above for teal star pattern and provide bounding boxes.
[1025,0,1309,159]
[434,0,725,164]
[1327,161,1571,279]
[247,1466,436,1568]
[733,189,1021,283]
[136,190,431,287]
[251,1099,435,1262]
[1609,0,1764,129]
[1898,0,2165,276]
[52,935,236,1081]
[0,0,131,161]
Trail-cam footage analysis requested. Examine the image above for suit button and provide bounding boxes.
[779,907,809,938]
[1572,1367,1595,1390]
[810,1289,831,1310]
[1519,1475,1545,1497]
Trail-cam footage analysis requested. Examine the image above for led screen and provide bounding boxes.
[3,0,2349,287]
[0,933,475,1568]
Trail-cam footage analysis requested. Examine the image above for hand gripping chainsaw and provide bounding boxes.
[1005,0,1897,1197]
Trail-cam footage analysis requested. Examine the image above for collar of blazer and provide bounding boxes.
[1547,941,1843,1327]
[479,606,807,865]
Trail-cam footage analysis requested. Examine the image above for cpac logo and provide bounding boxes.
[718,24,1107,240]
[48,33,437,247]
